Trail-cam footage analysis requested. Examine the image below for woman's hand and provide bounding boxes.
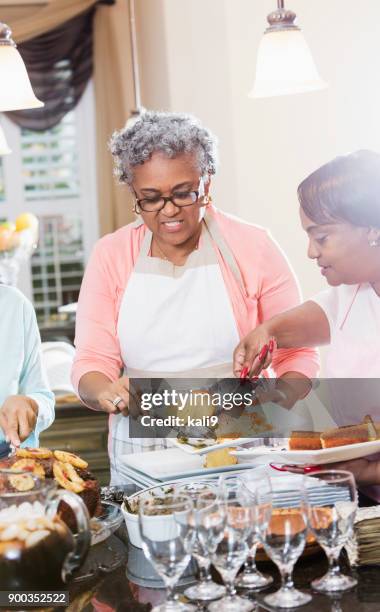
[0,395,39,447]
[278,458,380,486]
[329,458,380,486]
[97,375,131,415]
[233,324,276,378]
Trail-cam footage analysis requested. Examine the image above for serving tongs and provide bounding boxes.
[0,440,16,459]
[173,377,264,444]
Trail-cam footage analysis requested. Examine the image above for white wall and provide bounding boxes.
[136,0,380,299]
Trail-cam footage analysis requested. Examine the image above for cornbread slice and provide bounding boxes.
[204,448,238,468]
[320,423,370,448]
[289,431,322,451]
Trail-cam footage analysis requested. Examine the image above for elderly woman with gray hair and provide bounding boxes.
[71,110,318,484]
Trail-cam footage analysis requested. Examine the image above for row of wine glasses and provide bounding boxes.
[138,469,358,612]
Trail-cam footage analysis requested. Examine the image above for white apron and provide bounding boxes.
[110,219,241,483]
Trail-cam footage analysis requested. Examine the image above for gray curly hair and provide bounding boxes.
[109,110,218,185]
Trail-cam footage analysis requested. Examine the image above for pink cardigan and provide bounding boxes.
[72,206,319,391]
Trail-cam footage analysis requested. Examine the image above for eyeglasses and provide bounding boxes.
[134,178,204,213]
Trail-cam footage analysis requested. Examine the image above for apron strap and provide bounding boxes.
[134,211,247,296]
[204,209,247,296]
[139,228,153,258]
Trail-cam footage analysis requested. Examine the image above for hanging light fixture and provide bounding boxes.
[0,22,44,112]
[249,0,327,99]
[125,0,145,128]
[0,125,11,155]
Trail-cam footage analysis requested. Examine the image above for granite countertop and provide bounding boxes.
[63,528,380,612]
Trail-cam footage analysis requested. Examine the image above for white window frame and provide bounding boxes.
[0,80,99,300]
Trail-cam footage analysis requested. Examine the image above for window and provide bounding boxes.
[22,112,80,201]
[31,215,85,322]
[0,82,98,323]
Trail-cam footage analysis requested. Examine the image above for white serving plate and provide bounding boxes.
[169,436,253,455]
[119,447,254,482]
[231,439,380,465]
[120,466,160,489]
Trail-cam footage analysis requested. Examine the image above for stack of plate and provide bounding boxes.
[271,476,351,508]
[118,447,254,488]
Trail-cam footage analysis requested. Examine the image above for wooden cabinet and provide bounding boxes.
[40,403,110,486]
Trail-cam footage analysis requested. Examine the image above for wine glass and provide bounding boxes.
[139,493,196,611]
[197,486,256,612]
[304,470,358,593]
[235,469,273,590]
[259,477,312,609]
[176,481,226,602]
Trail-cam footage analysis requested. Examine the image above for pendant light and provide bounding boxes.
[249,0,327,98]
[0,22,44,112]
[126,0,145,127]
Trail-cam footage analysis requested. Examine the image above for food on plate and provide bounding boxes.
[0,447,101,529]
[53,461,85,494]
[179,390,216,420]
[53,450,88,470]
[289,431,322,451]
[250,412,274,432]
[321,424,371,448]
[204,447,238,468]
[10,458,46,479]
[216,409,272,439]
[124,486,175,515]
[16,447,53,460]
[216,432,243,441]
[176,435,215,449]
[289,415,380,450]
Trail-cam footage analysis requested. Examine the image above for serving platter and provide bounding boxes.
[230,439,380,465]
[119,447,254,485]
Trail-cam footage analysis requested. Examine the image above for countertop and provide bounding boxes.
[51,531,380,611]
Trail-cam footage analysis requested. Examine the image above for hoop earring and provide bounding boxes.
[203,195,212,205]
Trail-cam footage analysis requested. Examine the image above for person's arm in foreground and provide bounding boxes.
[236,231,321,407]
[234,300,330,379]
[72,239,132,416]
[0,299,55,447]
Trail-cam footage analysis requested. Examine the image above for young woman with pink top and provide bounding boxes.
[233,150,380,499]
[71,111,318,484]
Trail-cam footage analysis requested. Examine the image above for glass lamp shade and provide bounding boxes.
[0,125,11,154]
[0,45,43,111]
[249,29,327,98]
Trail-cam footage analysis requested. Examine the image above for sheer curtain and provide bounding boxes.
[94,0,136,233]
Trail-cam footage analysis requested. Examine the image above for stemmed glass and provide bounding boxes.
[259,477,312,609]
[197,486,256,612]
[176,481,226,602]
[139,493,196,611]
[235,470,273,590]
[304,470,358,593]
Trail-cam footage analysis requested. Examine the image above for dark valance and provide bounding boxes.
[6,8,95,131]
